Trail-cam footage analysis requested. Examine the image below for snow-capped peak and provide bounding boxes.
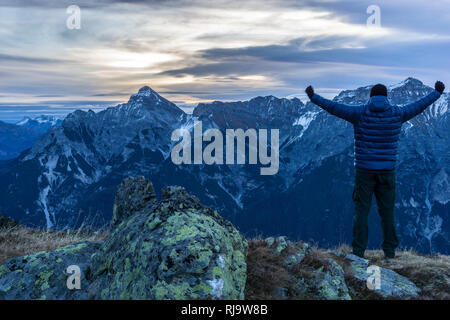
[16,117,31,126]
[136,85,158,97]
[389,77,424,90]
[15,115,62,134]
[16,115,61,126]
[128,85,165,104]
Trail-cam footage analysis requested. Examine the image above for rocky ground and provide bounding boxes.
[245,237,449,300]
[0,177,448,300]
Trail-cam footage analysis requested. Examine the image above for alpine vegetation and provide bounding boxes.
[171,120,279,175]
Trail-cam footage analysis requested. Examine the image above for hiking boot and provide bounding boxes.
[352,249,365,259]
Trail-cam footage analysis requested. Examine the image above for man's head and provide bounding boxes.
[370,84,388,97]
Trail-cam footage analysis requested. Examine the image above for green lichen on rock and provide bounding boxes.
[110,176,157,228]
[88,181,247,300]
[284,243,311,270]
[265,236,289,254]
[0,177,247,300]
[0,265,6,276]
[0,241,102,300]
[261,239,350,300]
[315,259,351,300]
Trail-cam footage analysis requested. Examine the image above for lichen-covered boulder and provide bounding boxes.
[284,243,311,270]
[264,236,289,253]
[265,237,312,272]
[289,257,351,300]
[0,241,102,300]
[345,254,420,298]
[315,259,351,300]
[261,237,350,300]
[110,176,157,228]
[264,237,311,268]
[88,180,248,300]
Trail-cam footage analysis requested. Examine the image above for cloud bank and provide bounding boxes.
[0,0,448,121]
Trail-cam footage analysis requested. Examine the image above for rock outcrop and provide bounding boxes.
[0,177,248,300]
[344,254,420,298]
[88,181,248,299]
[0,241,102,300]
[263,237,351,300]
[110,176,157,228]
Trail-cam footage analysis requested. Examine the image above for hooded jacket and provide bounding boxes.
[310,90,441,172]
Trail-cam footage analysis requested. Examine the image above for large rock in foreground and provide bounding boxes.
[0,177,248,300]
[0,241,102,300]
[88,179,248,299]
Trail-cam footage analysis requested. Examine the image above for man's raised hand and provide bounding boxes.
[435,81,445,94]
[305,85,314,99]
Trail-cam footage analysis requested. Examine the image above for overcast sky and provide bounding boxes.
[0,0,449,121]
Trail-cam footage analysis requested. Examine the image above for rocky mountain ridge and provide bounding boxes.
[0,78,448,254]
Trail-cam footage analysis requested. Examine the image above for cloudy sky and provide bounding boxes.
[0,0,449,121]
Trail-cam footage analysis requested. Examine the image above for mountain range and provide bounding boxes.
[0,78,448,254]
[16,115,62,134]
[0,116,61,160]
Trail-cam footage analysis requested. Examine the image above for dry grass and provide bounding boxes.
[365,249,450,299]
[0,225,108,265]
[244,238,291,299]
[245,238,333,300]
[246,239,450,300]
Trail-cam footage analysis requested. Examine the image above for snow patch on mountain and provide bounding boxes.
[38,186,53,229]
[389,77,423,90]
[429,94,449,118]
[40,155,60,187]
[431,168,450,205]
[293,111,319,129]
[16,115,62,133]
[217,179,243,210]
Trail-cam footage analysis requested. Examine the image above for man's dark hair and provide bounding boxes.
[370,84,388,97]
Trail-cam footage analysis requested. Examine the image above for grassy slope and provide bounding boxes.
[0,225,107,265]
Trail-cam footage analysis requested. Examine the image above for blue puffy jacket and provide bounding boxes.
[310,90,441,172]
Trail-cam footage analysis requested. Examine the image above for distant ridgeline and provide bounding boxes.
[0,116,61,160]
[0,78,448,254]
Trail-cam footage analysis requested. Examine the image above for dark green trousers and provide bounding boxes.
[352,169,399,258]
